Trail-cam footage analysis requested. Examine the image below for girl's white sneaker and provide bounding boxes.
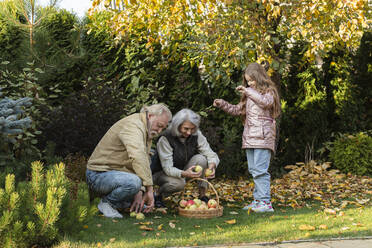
[251,200,274,213]
[242,199,259,210]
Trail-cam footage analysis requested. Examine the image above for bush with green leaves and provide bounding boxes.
[0,161,95,248]
[38,75,129,157]
[324,132,372,176]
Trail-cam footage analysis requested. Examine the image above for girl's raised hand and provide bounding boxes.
[213,99,223,107]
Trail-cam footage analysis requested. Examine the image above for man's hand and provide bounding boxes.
[130,191,143,213]
[181,166,202,178]
[141,187,154,213]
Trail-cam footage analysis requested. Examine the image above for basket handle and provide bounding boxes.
[181,178,220,207]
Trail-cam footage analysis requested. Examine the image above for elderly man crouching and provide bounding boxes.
[86,103,172,218]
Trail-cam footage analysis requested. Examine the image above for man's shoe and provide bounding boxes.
[98,199,123,218]
[251,200,274,213]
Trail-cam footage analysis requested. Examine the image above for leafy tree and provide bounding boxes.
[90,0,368,86]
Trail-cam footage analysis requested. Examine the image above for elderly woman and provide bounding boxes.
[151,108,220,208]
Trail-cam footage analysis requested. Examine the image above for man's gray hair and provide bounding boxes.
[169,108,200,137]
[140,103,172,120]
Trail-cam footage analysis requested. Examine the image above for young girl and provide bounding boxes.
[213,62,281,212]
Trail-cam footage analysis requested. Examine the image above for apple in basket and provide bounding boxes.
[193,198,202,207]
[198,204,208,210]
[179,199,188,208]
[186,199,195,207]
[208,199,217,209]
[188,204,197,210]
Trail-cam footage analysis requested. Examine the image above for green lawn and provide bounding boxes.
[54,203,372,248]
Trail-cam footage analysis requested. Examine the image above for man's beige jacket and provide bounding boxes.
[87,112,153,186]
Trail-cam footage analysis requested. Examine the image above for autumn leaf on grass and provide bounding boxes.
[109,238,116,242]
[139,221,153,225]
[139,225,153,231]
[157,224,163,230]
[156,208,167,214]
[169,222,176,228]
[324,208,337,215]
[83,225,88,229]
[352,223,364,227]
[216,225,223,230]
[229,211,239,215]
[318,224,328,230]
[299,224,315,231]
[225,219,236,224]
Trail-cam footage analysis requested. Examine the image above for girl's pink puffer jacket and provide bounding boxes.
[217,87,277,153]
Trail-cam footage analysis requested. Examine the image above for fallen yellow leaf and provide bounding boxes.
[318,224,328,230]
[225,219,236,224]
[299,224,315,231]
[109,238,116,242]
[139,225,153,231]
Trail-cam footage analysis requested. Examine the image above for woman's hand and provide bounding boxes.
[181,166,202,178]
[213,99,223,107]
[205,164,216,179]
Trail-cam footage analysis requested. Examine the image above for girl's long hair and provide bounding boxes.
[240,62,281,119]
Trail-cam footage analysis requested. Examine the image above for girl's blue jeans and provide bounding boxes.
[245,148,271,202]
[86,169,142,209]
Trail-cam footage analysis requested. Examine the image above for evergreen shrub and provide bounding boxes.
[325,132,372,176]
[0,161,95,248]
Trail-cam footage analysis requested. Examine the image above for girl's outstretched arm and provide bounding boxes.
[213,99,243,116]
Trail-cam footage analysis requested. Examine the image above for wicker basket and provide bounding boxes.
[178,178,223,219]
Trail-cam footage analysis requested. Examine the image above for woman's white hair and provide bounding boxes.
[140,103,172,120]
[168,108,200,137]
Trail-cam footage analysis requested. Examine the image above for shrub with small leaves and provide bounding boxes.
[0,161,95,248]
[326,132,372,176]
